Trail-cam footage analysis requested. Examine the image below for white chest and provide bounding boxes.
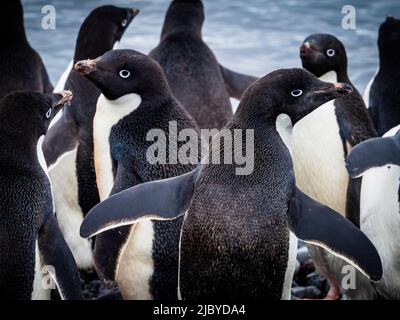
[360,125,400,299]
[292,71,348,214]
[93,93,142,201]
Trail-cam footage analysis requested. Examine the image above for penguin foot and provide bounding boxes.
[322,285,340,300]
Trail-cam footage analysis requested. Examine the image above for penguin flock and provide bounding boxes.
[0,0,399,300]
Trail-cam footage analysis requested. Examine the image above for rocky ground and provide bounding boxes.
[81,241,330,300]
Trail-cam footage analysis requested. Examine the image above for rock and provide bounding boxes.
[297,246,310,264]
[291,286,322,299]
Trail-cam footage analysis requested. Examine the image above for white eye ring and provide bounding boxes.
[327,49,335,57]
[121,19,127,27]
[291,89,303,97]
[119,70,131,79]
[46,108,52,119]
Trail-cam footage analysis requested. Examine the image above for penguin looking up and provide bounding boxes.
[74,49,200,300]
[41,6,139,273]
[149,0,257,130]
[295,34,377,299]
[346,126,400,299]
[0,0,53,100]
[364,17,400,136]
[0,90,82,300]
[80,68,382,300]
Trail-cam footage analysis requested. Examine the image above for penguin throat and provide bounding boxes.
[318,71,338,83]
[275,113,293,155]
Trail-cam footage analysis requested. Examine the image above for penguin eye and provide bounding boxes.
[119,70,131,79]
[326,49,335,57]
[46,108,52,119]
[121,19,127,27]
[291,89,303,97]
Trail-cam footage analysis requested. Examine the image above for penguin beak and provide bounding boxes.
[131,8,140,18]
[53,90,73,108]
[300,42,321,58]
[313,82,353,98]
[74,59,97,75]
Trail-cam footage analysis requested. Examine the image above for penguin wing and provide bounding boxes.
[80,169,198,239]
[220,65,258,100]
[42,112,79,166]
[38,213,83,300]
[346,131,400,178]
[288,187,382,282]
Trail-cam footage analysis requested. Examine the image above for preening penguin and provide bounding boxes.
[295,33,377,299]
[42,6,139,272]
[0,0,53,100]
[365,17,400,136]
[346,126,400,299]
[75,49,200,300]
[150,0,257,129]
[0,90,82,300]
[81,69,382,300]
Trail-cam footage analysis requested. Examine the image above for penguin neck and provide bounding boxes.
[379,47,400,74]
[161,1,204,40]
[318,69,350,85]
[73,25,116,63]
[0,131,40,167]
[0,1,29,48]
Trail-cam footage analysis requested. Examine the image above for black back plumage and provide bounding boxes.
[368,17,400,136]
[149,0,233,130]
[0,1,53,100]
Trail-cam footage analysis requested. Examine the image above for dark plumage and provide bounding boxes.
[0,1,53,100]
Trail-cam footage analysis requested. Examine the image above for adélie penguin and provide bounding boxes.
[295,34,377,299]
[0,0,53,100]
[346,125,400,299]
[74,49,200,300]
[42,6,138,273]
[149,0,257,129]
[364,17,400,136]
[80,68,382,300]
[0,90,82,300]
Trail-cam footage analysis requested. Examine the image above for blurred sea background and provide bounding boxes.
[22,0,400,94]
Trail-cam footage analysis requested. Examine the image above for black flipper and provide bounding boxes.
[346,131,400,178]
[288,187,382,282]
[80,169,198,239]
[220,65,258,100]
[42,112,79,167]
[38,214,83,300]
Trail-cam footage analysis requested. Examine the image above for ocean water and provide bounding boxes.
[22,0,400,93]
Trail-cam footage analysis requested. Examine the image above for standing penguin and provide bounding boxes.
[81,69,382,300]
[0,90,82,300]
[149,0,257,129]
[42,6,138,272]
[0,1,53,100]
[346,125,400,299]
[74,49,200,300]
[294,34,377,299]
[364,17,400,136]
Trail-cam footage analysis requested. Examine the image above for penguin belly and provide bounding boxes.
[292,100,349,294]
[48,148,94,270]
[31,241,51,300]
[116,221,155,300]
[93,93,155,299]
[293,100,348,215]
[281,231,298,300]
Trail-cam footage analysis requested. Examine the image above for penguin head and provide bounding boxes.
[74,49,170,100]
[300,34,347,77]
[0,91,72,138]
[378,16,400,55]
[238,68,353,124]
[162,0,205,39]
[74,6,139,60]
